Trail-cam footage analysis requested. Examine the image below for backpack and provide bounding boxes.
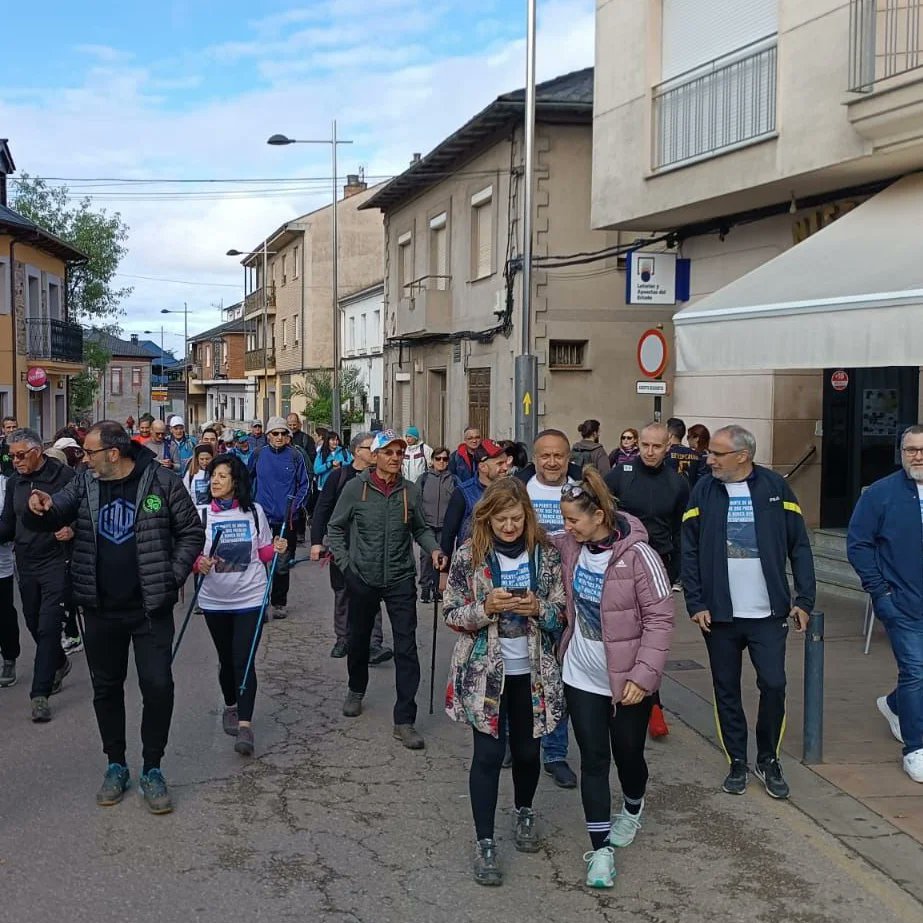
[570,446,595,471]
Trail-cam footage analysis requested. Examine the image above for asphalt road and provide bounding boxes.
[1,560,921,923]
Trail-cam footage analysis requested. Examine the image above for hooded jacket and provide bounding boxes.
[417,467,456,529]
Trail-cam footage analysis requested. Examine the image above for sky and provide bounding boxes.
[0,0,594,347]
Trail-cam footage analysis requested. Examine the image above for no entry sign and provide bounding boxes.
[830,370,849,392]
[637,329,668,379]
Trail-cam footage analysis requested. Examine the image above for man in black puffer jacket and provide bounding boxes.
[27,421,204,815]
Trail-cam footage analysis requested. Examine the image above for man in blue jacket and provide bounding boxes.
[682,424,815,800]
[847,424,923,784]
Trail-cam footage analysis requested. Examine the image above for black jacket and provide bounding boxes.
[291,430,317,466]
[0,457,75,571]
[310,463,358,545]
[681,465,816,623]
[604,460,689,560]
[24,443,205,614]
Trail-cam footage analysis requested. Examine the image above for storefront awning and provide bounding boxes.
[674,173,923,371]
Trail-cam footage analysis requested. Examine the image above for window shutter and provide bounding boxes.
[476,204,492,278]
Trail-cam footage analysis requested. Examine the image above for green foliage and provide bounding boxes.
[291,367,367,426]
[67,335,111,415]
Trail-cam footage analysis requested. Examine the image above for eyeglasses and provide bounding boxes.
[357,443,373,452]
[706,449,742,458]
[10,447,39,461]
[902,446,923,456]
[379,448,405,458]
[83,445,115,457]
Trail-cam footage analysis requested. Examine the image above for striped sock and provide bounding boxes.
[587,820,611,850]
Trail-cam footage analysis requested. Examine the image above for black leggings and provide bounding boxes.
[469,673,541,840]
[203,609,263,722]
[566,683,653,849]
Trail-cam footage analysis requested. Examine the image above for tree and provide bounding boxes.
[68,339,110,418]
[291,368,368,427]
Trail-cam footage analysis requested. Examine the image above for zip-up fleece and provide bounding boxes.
[418,468,456,529]
[681,465,816,623]
[327,468,438,588]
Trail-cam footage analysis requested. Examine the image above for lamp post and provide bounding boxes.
[161,304,189,423]
[268,123,353,434]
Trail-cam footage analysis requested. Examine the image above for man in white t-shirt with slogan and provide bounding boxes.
[682,424,815,801]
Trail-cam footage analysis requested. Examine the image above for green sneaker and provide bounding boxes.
[513,806,540,853]
[608,800,643,847]
[584,846,616,888]
[96,764,131,806]
[139,769,173,815]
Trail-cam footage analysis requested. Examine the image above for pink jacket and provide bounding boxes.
[554,512,674,698]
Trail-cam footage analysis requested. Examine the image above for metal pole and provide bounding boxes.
[331,119,342,436]
[514,0,538,448]
[262,241,270,423]
[183,302,189,423]
[802,610,825,764]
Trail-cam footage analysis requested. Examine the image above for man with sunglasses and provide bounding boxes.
[0,428,76,720]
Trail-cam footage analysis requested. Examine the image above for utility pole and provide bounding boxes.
[331,119,342,435]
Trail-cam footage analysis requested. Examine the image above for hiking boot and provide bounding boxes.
[222,705,239,736]
[0,659,16,688]
[96,763,131,806]
[755,757,790,799]
[544,760,577,788]
[369,644,393,665]
[877,695,903,743]
[608,800,644,847]
[271,605,288,620]
[473,838,503,886]
[393,723,425,749]
[234,725,255,756]
[584,846,616,888]
[513,806,540,853]
[342,689,364,717]
[50,658,72,696]
[648,704,669,738]
[722,760,749,795]
[31,696,51,722]
[139,769,173,814]
[330,639,348,658]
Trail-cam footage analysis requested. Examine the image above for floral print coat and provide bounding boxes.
[443,539,566,739]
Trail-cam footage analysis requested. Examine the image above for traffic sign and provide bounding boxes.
[830,370,849,392]
[636,380,667,396]
[637,329,668,379]
[152,388,169,403]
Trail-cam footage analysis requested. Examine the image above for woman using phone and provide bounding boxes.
[443,477,565,886]
[556,467,674,889]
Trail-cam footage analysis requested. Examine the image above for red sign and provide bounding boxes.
[830,370,849,392]
[26,366,48,391]
[637,329,669,379]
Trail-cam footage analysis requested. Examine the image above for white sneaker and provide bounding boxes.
[583,846,616,888]
[877,696,903,743]
[903,749,923,783]
[608,799,644,847]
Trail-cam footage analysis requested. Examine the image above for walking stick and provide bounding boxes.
[172,527,224,662]
[429,594,439,715]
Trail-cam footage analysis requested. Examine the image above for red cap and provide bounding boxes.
[472,439,505,463]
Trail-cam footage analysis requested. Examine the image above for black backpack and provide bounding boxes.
[570,446,595,472]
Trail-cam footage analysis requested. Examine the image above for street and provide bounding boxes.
[1,561,921,923]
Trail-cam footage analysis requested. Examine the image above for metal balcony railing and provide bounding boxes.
[243,285,276,317]
[26,317,84,363]
[245,347,275,372]
[652,37,777,170]
[849,0,923,91]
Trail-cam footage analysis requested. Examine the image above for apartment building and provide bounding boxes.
[593,0,923,529]
[340,283,384,432]
[362,68,670,448]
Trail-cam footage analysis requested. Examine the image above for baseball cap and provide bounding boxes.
[169,415,185,427]
[472,438,504,464]
[250,419,263,428]
[371,429,407,453]
[234,430,249,442]
[53,437,81,451]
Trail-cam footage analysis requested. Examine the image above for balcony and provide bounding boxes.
[393,276,451,338]
[652,37,777,171]
[243,285,276,319]
[245,347,275,373]
[26,317,84,364]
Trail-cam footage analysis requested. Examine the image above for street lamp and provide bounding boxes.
[268,123,353,435]
[161,304,189,424]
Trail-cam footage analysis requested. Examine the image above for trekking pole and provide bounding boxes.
[429,594,439,715]
[172,527,224,663]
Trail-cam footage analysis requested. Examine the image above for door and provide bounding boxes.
[467,367,491,437]
[428,369,447,447]
[820,366,919,527]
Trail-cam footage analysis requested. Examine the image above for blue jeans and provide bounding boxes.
[541,626,569,762]
[878,596,923,756]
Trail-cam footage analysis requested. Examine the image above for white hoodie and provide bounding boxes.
[402,442,433,482]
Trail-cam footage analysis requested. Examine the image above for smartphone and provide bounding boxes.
[507,588,529,598]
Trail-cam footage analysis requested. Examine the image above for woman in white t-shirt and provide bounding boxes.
[183,443,215,509]
[193,453,288,757]
[556,467,674,890]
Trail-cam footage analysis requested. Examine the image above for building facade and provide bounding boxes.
[86,331,153,427]
[340,283,384,432]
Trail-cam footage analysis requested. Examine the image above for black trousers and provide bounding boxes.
[703,617,788,765]
[82,609,175,769]
[470,673,541,840]
[269,521,298,606]
[203,608,263,721]
[566,683,653,849]
[418,530,442,593]
[346,573,419,724]
[0,574,20,662]
[19,569,68,698]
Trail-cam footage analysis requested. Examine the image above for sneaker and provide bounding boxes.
[903,749,923,783]
[222,705,239,736]
[671,581,683,593]
[50,658,72,696]
[96,763,131,806]
[648,704,669,738]
[722,760,749,795]
[544,760,577,789]
[473,838,503,886]
[0,659,16,688]
[393,723,425,750]
[62,635,83,655]
[30,696,51,722]
[330,640,348,658]
[877,695,903,743]
[271,605,288,620]
[139,768,173,814]
[513,806,540,852]
[583,846,616,889]
[755,757,790,799]
[609,800,644,847]
[235,725,254,756]
[342,689,364,717]
[433,589,443,602]
[420,589,432,604]
[368,644,394,665]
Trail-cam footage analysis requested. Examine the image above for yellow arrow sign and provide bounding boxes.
[523,392,532,416]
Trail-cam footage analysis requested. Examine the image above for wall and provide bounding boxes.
[341,286,384,429]
[94,359,152,426]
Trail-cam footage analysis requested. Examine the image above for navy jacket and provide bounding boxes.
[681,465,815,622]
[847,469,923,617]
[250,444,310,525]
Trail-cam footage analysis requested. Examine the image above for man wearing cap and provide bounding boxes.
[327,430,446,750]
[250,416,310,618]
[249,420,267,451]
[401,427,432,483]
[167,417,196,472]
[231,431,254,466]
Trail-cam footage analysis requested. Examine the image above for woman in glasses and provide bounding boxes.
[313,430,351,490]
[557,467,674,889]
[443,477,565,886]
[609,428,640,468]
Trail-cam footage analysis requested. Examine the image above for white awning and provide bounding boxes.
[674,173,923,371]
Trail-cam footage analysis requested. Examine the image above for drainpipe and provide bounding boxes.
[9,239,17,420]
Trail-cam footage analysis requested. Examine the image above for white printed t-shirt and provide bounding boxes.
[198,502,273,613]
[185,469,211,510]
[725,481,772,618]
[562,546,612,697]
[527,476,571,535]
[496,551,531,676]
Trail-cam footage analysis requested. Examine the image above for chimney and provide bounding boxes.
[343,173,368,198]
[130,333,139,344]
[410,153,422,166]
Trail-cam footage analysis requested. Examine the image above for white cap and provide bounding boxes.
[53,437,80,450]
[169,415,185,427]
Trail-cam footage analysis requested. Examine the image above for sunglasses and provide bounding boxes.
[561,481,602,507]
[434,455,449,462]
[11,447,39,461]
[269,430,288,437]
[620,434,635,441]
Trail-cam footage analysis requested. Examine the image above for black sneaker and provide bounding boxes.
[139,769,173,814]
[473,838,503,886]
[342,689,364,717]
[0,659,16,687]
[544,760,577,789]
[330,640,348,658]
[513,806,540,853]
[755,758,790,799]
[722,760,749,795]
[420,589,432,604]
[31,696,51,722]
[96,763,131,806]
[368,645,393,665]
[50,658,72,696]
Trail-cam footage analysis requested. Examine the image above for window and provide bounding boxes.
[270,323,276,349]
[373,309,381,346]
[111,367,123,395]
[131,367,142,388]
[281,254,287,284]
[429,212,448,290]
[293,313,299,343]
[348,316,356,351]
[398,231,413,296]
[293,246,299,278]
[27,274,40,320]
[471,187,493,279]
[282,318,288,348]
[467,368,491,436]
[549,340,588,369]
[360,313,367,349]
[48,281,61,320]
[0,262,7,315]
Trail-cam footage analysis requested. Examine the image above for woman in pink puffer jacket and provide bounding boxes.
[554,466,674,890]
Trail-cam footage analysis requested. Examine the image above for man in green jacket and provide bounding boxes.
[328,429,446,749]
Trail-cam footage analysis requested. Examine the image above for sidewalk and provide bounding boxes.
[664,589,923,846]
